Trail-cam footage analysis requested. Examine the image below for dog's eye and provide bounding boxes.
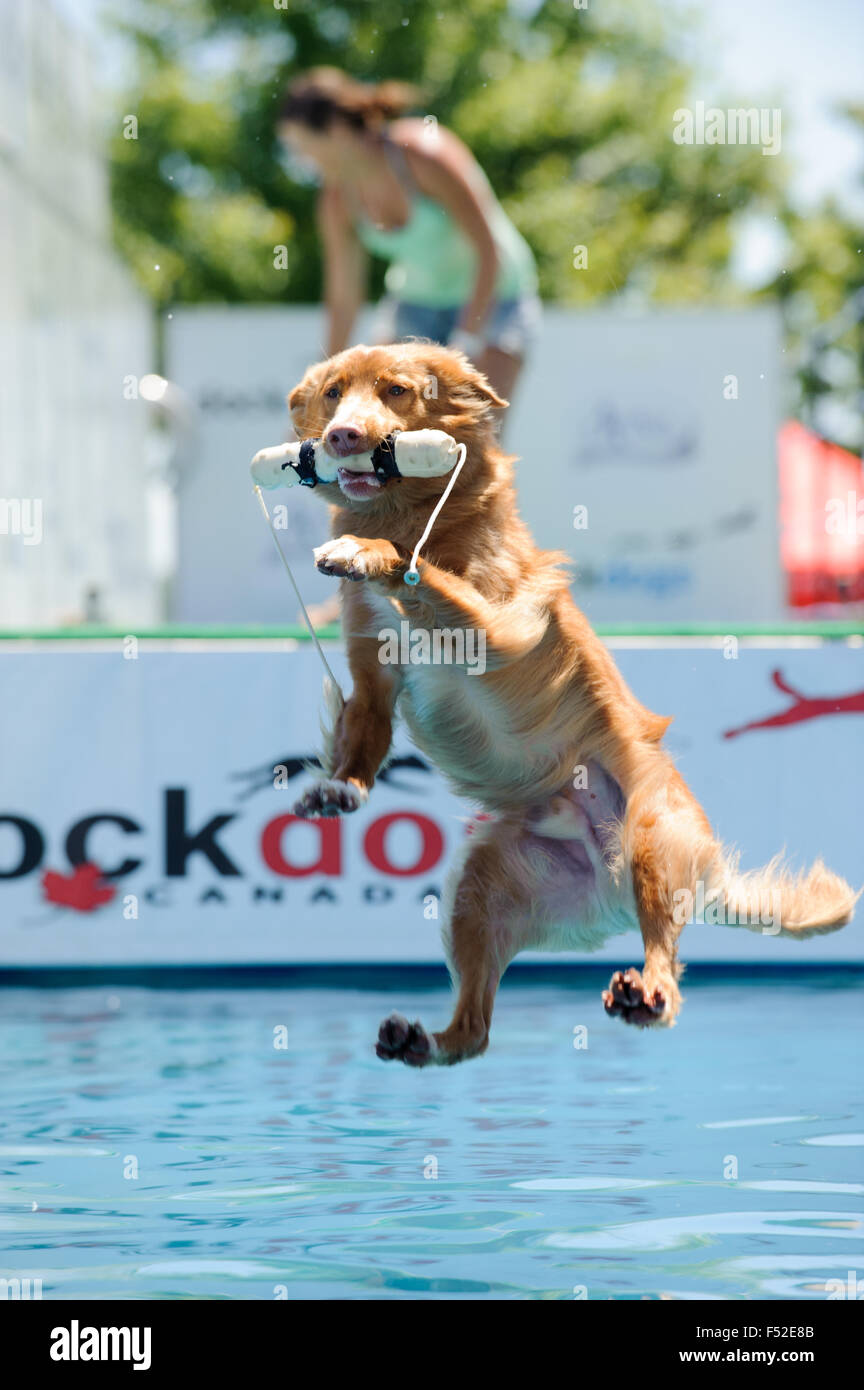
[324,386,341,400]
[388,384,407,396]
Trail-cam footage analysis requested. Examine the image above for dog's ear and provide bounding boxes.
[430,348,509,413]
[459,359,508,410]
[287,361,327,429]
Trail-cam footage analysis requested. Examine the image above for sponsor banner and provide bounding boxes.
[510,307,785,625]
[166,305,784,627]
[0,644,860,965]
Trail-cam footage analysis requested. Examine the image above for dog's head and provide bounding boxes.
[288,342,507,506]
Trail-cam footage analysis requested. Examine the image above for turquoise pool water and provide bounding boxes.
[0,970,861,1301]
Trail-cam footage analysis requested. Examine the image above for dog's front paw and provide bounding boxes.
[292,778,368,818]
[313,535,403,582]
[602,968,677,1028]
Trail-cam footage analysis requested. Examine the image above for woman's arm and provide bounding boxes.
[397,128,500,339]
[318,185,368,356]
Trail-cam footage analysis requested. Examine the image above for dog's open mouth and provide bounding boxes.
[336,466,383,501]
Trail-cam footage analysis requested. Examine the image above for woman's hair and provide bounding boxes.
[279,68,421,133]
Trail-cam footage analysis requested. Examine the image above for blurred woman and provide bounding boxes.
[278,68,540,401]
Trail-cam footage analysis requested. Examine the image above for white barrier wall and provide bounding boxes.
[166,304,784,626]
[0,0,157,628]
[0,642,859,966]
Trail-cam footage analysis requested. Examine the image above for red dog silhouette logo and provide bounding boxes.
[724,668,864,740]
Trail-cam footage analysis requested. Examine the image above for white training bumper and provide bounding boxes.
[249,429,462,490]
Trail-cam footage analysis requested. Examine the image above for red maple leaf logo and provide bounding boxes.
[41,863,116,913]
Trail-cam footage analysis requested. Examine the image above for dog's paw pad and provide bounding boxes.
[313,537,367,581]
[375,1012,434,1067]
[602,968,667,1027]
[292,779,367,818]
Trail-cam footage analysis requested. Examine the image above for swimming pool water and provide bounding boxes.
[0,971,861,1301]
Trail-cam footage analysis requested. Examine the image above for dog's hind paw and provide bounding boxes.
[292,778,367,818]
[602,968,671,1028]
[375,1012,436,1067]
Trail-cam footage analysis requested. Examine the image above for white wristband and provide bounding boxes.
[448,327,485,359]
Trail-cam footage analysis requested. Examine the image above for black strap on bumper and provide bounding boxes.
[370,433,400,485]
[280,434,402,488]
[282,438,319,487]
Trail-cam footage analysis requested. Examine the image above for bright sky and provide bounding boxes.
[666,0,863,213]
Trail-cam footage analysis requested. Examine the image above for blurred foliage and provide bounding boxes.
[108,0,863,446]
[109,0,785,305]
[758,105,864,450]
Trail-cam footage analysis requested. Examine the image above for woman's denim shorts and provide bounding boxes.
[375,293,542,359]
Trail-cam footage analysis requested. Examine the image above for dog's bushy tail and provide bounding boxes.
[714,850,859,938]
[616,761,857,940]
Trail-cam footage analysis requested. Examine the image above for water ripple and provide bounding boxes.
[0,978,860,1300]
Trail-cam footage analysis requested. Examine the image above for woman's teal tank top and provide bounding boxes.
[354,140,537,308]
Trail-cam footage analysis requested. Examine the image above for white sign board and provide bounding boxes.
[0,643,859,966]
[167,307,362,623]
[508,307,784,624]
[166,306,784,625]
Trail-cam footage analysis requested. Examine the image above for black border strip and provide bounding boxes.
[0,962,860,988]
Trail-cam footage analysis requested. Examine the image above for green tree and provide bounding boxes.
[758,104,864,452]
[108,0,862,449]
[109,0,784,308]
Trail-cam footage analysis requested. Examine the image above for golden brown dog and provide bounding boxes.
[287,341,856,1067]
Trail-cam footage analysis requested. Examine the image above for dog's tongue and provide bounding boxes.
[337,467,382,499]
[316,449,375,483]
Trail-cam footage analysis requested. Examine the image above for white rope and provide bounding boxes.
[253,440,467,685]
[253,484,344,695]
[404,442,467,585]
